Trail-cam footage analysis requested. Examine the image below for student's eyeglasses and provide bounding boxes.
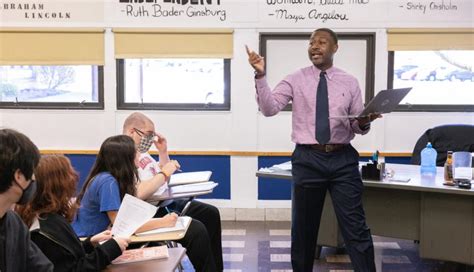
[133,128,155,140]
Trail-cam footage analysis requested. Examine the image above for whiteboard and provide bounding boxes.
[261,33,375,105]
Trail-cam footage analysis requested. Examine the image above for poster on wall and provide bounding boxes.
[258,0,472,28]
[386,0,473,26]
[0,0,104,25]
[105,0,258,27]
[0,0,471,27]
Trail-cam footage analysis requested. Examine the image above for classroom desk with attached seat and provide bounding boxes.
[257,163,474,265]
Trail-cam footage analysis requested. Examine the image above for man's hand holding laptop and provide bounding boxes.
[356,113,382,128]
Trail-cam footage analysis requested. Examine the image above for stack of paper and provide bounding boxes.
[270,161,292,171]
[135,216,192,236]
[170,182,218,195]
[169,171,213,186]
[112,245,169,264]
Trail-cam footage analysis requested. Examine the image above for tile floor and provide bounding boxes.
[180,221,474,272]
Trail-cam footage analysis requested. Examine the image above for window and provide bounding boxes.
[259,32,375,111]
[0,65,103,108]
[114,28,233,111]
[387,28,473,112]
[117,58,230,110]
[0,28,105,109]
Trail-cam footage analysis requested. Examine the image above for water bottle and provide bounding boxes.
[420,142,437,176]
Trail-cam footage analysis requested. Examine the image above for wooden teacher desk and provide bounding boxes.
[257,163,474,265]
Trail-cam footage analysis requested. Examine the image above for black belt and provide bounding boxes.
[298,144,348,153]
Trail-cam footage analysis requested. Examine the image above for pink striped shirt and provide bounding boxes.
[255,65,369,144]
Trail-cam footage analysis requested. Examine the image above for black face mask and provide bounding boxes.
[13,179,37,205]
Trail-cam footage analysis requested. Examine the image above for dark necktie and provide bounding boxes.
[316,71,330,144]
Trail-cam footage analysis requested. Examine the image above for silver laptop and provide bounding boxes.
[330,87,412,119]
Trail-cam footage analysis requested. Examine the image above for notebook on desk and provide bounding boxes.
[134,216,192,236]
[147,182,218,203]
[170,182,218,194]
[168,171,212,186]
[330,87,412,119]
[112,245,169,264]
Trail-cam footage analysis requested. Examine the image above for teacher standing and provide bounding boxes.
[246,28,380,272]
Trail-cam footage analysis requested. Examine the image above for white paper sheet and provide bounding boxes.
[111,194,158,238]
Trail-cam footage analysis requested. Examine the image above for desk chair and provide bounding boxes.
[410,124,474,166]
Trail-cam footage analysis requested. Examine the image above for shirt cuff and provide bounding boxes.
[359,123,371,131]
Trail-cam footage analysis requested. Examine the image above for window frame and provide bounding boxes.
[116,58,231,111]
[387,51,474,112]
[259,32,376,111]
[0,66,104,110]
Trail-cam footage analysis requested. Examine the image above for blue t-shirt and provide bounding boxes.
[72,172,121,237]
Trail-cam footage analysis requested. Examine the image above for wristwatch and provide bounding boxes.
[254,70,265,79]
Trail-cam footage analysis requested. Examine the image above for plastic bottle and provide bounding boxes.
[443,151,453,182]
[420,142,437,176]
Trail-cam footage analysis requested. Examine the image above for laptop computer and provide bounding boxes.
[330,87,412,119]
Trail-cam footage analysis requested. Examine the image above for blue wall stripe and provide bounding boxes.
[64,154,231,200]
[62,154,411,201]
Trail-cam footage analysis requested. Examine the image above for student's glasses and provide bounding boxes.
[133,128,155,140]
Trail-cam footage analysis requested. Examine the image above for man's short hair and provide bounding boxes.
[0,129,40,193]
[315,28,338,45]
[123,112,152,133]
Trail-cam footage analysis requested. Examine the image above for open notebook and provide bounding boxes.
[112,245,169,264]
[168,171,213,186]
[135,216,192,236]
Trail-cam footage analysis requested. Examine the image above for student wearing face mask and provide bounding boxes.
[16,155,129,272]
[0,128,53,272]
[123,112,223,272]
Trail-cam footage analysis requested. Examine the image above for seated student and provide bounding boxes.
[16,155,129,272]
[72,135,217,272]
[123,112,223,271]
[0,128,53,271]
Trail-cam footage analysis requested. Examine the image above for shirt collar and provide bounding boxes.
[313,65,336,80]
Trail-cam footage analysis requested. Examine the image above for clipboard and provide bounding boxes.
[330,87,412,119]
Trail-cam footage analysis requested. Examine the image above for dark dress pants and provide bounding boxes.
[291,144,375,272]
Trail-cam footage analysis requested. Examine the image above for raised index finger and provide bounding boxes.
[245,45,252,56]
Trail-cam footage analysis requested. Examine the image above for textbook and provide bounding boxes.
[168,171,213,186]
[111,245,169,264]
[135,216,192,236]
